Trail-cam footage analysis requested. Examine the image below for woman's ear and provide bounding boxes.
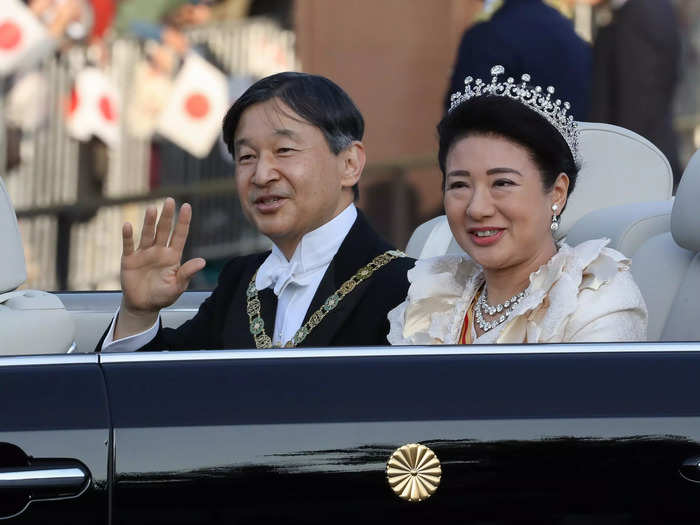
[551,172,570,210]
[340,141,366,189]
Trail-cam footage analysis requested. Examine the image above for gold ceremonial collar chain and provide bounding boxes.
[246,250,406,349]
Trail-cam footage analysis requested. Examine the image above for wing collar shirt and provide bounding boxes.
[255,203,357,346]
[101,203,357,352]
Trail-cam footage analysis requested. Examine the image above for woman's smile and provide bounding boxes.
[468,227,505,246]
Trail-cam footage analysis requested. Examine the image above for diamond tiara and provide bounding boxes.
[449,65,580,165]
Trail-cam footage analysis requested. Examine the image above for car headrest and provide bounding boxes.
[0,177,27,293]
[559,122,673,236]
[565,200,673,258]
[671,149,700,252]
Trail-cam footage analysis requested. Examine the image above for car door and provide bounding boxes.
[101,343,700,524]
[0,355,110,524]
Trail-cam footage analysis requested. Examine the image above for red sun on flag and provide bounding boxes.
[99,95,117,122]
[0,20,22,51]
[184,93,210,120]
[67,88,80,116]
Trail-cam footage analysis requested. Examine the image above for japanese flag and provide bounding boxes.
[156,53,228,158]
[0,0,49,76]
[65,67,121,147]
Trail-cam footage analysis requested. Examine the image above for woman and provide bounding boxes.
[388,66,647,344]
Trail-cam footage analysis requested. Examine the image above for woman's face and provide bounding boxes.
[443,134,568,274]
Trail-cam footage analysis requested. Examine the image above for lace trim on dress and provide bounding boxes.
[390,238,630,345]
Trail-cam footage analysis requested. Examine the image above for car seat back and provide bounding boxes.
[0,177,75,355]
[632,149,700,341]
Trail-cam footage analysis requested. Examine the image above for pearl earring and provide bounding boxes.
[550,204,560,232]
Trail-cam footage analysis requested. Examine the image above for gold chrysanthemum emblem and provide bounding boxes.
[386,443,441,502]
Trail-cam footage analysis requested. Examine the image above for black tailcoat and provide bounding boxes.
[106,212,414,350]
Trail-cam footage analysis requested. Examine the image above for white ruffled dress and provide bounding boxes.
[387,239,648,345]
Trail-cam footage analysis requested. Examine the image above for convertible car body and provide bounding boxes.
[3,330,700,524]
[2,123,699,523]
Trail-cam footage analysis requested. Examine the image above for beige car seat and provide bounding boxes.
[0,177,75,355]
[632,150,700,342]
[406,122,674,259]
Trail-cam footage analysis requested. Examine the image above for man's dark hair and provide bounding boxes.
[222,72,365,199]
[437,96,579,205]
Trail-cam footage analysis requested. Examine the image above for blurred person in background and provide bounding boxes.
[1,0,88,76]
[589,0,682,189]
[113,0,191,74]
[168,0,251,27]
[3,0,96,171]
[445,0,592,119]
[28,0,86,43]
[113,0,189,38]
[114,0,286,68]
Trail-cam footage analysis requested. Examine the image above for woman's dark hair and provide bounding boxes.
[222,72,365,198]
[437,96,579,200]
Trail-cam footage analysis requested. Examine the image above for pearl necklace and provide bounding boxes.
[474,287,527,333]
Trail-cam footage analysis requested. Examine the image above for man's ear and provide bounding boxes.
[340,141,366,189]
[552,172,570,211]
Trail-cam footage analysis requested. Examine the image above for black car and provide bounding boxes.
[3,320,700,524]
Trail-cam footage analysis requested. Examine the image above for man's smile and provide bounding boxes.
[253,194,288,213]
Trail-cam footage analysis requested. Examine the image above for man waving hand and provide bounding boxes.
[100,72,414,351]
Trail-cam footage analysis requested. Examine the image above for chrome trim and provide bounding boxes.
[0,468,85,482]
[0,354,97,367]
[98,342,700,364]
[66,341,78,354]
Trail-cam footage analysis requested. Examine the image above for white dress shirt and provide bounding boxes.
[101,204,357,352]
[255,203,356,345]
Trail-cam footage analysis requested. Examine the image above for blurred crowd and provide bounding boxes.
[2,0,290,73]
[1,0,292,174]
[1,0,691,190]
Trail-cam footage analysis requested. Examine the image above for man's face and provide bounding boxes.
[233,98,359,258]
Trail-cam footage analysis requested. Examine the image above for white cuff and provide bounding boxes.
[100,307,160,352]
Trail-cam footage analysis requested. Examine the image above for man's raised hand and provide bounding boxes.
[115,198,205,338]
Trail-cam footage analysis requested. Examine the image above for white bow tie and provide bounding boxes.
[257,255,323,296]
[268,261,318,296]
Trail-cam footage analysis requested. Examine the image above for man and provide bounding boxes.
[100,72,414,351]
[445,0,592,120]
[590,0,682,189]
